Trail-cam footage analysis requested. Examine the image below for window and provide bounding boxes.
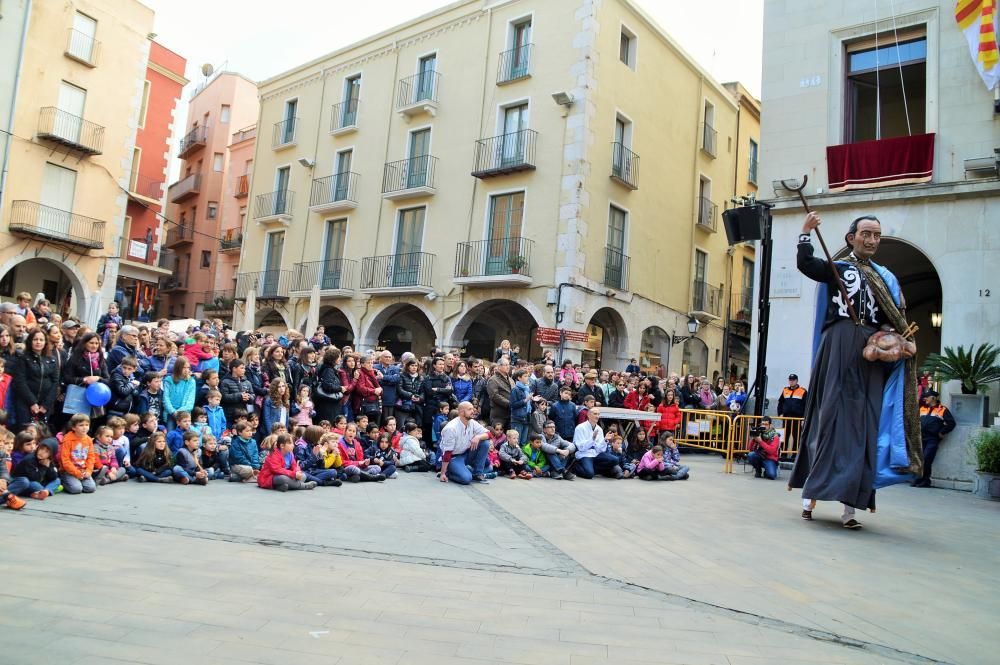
[693,250,709,310]
[698,177,713,226]
[120,216,132,257]
[129,147,141,191]
[612,116,634,183]
[407,129,431,188]
[201,251,211,268]
[845,29,926,143]
[220,104,231,123]
[57,81,87,142]
[502,18,532,81]
[138,80,150,128]
[334,150,353,199]
[342,75,361,125]
[702,101,716,156]
[322,219,348,289]
[393,207,425,286]
[605,205,628,289]
[280,99,298,144]
[416,54,437,101]
[41,163,77,237]
[207,202,218,219]
[748,139,759,184]
[213,153,224,172]
[619,26,637,69]
[68,12,97,63]
[486,192,525,275]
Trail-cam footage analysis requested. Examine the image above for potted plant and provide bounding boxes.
[921,344,1000,427]
[969,429,1000,500]
[507,255,527,274]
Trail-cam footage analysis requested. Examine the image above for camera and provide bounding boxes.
[749,426,766,438]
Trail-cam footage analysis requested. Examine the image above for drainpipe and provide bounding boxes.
[0,0,33,219]
[299,67,331,334]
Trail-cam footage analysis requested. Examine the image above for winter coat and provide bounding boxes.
[528,409,547,438]
[608,389,627,409]
[397,372,423,414]
[245,364,269,400]
[521,443,547,472]
[205,404,227,439]
[147,353,175,376]
[452,376,474,403]
[107,339,151,374]
[257,449,300,489]
[294,362,319,395]
[10,351,60,422]
[498,440,525,464]
[636,450,666,473]
[338,437,369,468]
[576,382,604,406]
[549,399,579,441]
[509,382,531,423]
[353,366,381,412]
[162,375,197,419]
[262,397,288,434]
[59,431,96,478]
[656,403,681,434]
[374,362,401,405]
[220,374,253,422]
[229,435,261,469]
[107,366,140,416]
[11,441,60,486]
[532,378,560,404]
[420,371,453,421]
[338,366,357,408]
[624,391,651,412]
[136,389,164,424]
[486,373,513,423]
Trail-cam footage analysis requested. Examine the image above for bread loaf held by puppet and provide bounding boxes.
[863,325,917,362]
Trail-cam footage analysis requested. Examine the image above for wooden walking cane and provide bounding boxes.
[781,175,861,325]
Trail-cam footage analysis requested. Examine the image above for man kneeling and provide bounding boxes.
[747,416,781,480]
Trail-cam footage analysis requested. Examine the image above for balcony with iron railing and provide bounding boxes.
[700,122,717,158]
[454,237,533,287]
[201,289,236,314]
[233,174,250,198]
[161,274,187,292]
[231,125,256,144]
[691,280,722,319]
[272,117,298,149]
[235,270,292,300]
[310,172,359,213]
[291,259,358,296]
[696,196,718,232]
[253,190,294,225]
[360,252,435,295]
[472,130,538,179]
[178,125,208,158]
[158,248,175,269]
[497,44,533,84]
[164,224,193,247]
[382,155,437,200]
[603,246,630,292]
[396,71,440,116]
[219,228,242,253]
[168,173,201,203]
[37,107,104,155]
[610,142,639,190]
[127,173,164,203]
[730,288,754,323]
[330,99,359,134]
[64,28,100,66]
[8,200,105,250]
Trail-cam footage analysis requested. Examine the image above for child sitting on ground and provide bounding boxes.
[398,422,432,472]
[174,430,209,485]
[337,423,385,482]
[660,433,690,480]
[636,444,668,480]
[108,416,133,476]
[432,402,449,447]
[200,434,228,480]
[258,433,316,492]
[607,435,635,479]
[93,426,127,485]
[331,415,347,437]
[521,433,549,477]
[381,416,401,453]
[11,431,37,468]
[166,410,197,454]
[299,428,342,486]
[229,420,261,483]
[59,414,97,495]
[134,432,175,482]
[9,437,60,499]
[499,430,531,479]
[368,433,399,479]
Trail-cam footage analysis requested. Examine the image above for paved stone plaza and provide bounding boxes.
[2,456,997,665]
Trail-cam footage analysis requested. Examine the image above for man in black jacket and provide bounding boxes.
[532,365,560,404]
[220,359,254,422]
[575,372,604,406]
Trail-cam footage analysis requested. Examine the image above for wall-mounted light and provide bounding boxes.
[297,157,315,169]
[931,312,942,329]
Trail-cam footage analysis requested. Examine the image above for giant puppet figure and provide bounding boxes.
[789,212,922,528]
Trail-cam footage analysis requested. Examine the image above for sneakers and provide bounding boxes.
[322,478,343,487]
[389,472,399,479]
[801,509,813,520]
[843,519,863,530]
[517,470,533,480]
[473,476,491,484]
[276,482,288,492]
[303,481,318,490]
[754,469,763,478]
[160,476,174,484]
[5,494,26,510]
[30,490,49,500]
[347,474,361,483]
[484,471,498,479]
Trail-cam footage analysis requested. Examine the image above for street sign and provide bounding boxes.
[535,327,590,344]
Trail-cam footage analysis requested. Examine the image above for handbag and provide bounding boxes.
[315,382,343,401]
[63,384,90,414]
[361,399,382,418]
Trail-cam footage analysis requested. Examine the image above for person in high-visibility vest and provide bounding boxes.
[913,390,956,488]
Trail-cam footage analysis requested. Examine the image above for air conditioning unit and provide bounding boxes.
[964,150,1000,177]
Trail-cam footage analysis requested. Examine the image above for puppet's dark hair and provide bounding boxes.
[845,215,880,247]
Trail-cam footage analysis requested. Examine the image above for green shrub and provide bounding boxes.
[970,429,1000,474]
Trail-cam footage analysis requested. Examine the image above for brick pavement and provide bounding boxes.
[1,456,996,665]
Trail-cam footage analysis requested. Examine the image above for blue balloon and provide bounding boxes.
[85,381,112,407]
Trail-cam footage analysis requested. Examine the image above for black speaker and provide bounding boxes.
[722,205,765,245]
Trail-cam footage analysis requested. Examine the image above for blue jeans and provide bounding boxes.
[305,468,338,483]
[546,452,568,473]
[446,442,491,485]
[7,477,61,496]
[60,473,96,494]
[512,421,529,447]
[136,468,173,482]
[574,452,622,479]
[748,452,777,479]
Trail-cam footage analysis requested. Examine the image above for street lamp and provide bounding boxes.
[671,317,700,345]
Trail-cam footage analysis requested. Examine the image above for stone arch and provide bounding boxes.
[445,298,545,361]
[0,252,91,322]
[585,307,630,370]
[361,303,437,357]
[254,307,291,331]
[639,326,671,373]
[682,337,709,378]
[297,305,359,347]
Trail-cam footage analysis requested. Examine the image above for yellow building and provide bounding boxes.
[237,0,759,376]
[0,0,154,325]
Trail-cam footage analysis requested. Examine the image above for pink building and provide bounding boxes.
[161,71,257,320]
[214,123,256,300]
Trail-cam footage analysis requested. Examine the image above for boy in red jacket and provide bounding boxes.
[258,434,316,492]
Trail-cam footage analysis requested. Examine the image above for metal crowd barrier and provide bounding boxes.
[665,410,804,474]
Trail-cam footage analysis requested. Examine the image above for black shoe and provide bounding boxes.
[801,509,813,520]
[754,469,762,478]
[563,471,575,481]
[843,519,863,529]
[348,474,361,483]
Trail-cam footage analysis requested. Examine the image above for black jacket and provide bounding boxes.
[108,366,140,416]
[576,382,604,406]
[398,372,423,413]
[220,374,253,421]
[63,351,110,388]
[314,363,343,402]
[11,351,60,415]
[420,371,453,420]
[12,448,60,486]
[533,378,560,404]
[608,389,627,409]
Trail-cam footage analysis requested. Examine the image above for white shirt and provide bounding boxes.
[439,417,487,455]
[573,420,604,458]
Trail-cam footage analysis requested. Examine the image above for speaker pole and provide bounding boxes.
[751,203,774,417]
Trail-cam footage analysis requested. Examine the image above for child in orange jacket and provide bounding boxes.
[59,414,97,494]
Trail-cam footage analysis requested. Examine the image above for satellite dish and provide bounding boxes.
[201,63,214,77]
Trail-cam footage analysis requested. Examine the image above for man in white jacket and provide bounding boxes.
[572,407,623,479]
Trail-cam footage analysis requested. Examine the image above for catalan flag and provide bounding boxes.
[956,0,1000,88]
